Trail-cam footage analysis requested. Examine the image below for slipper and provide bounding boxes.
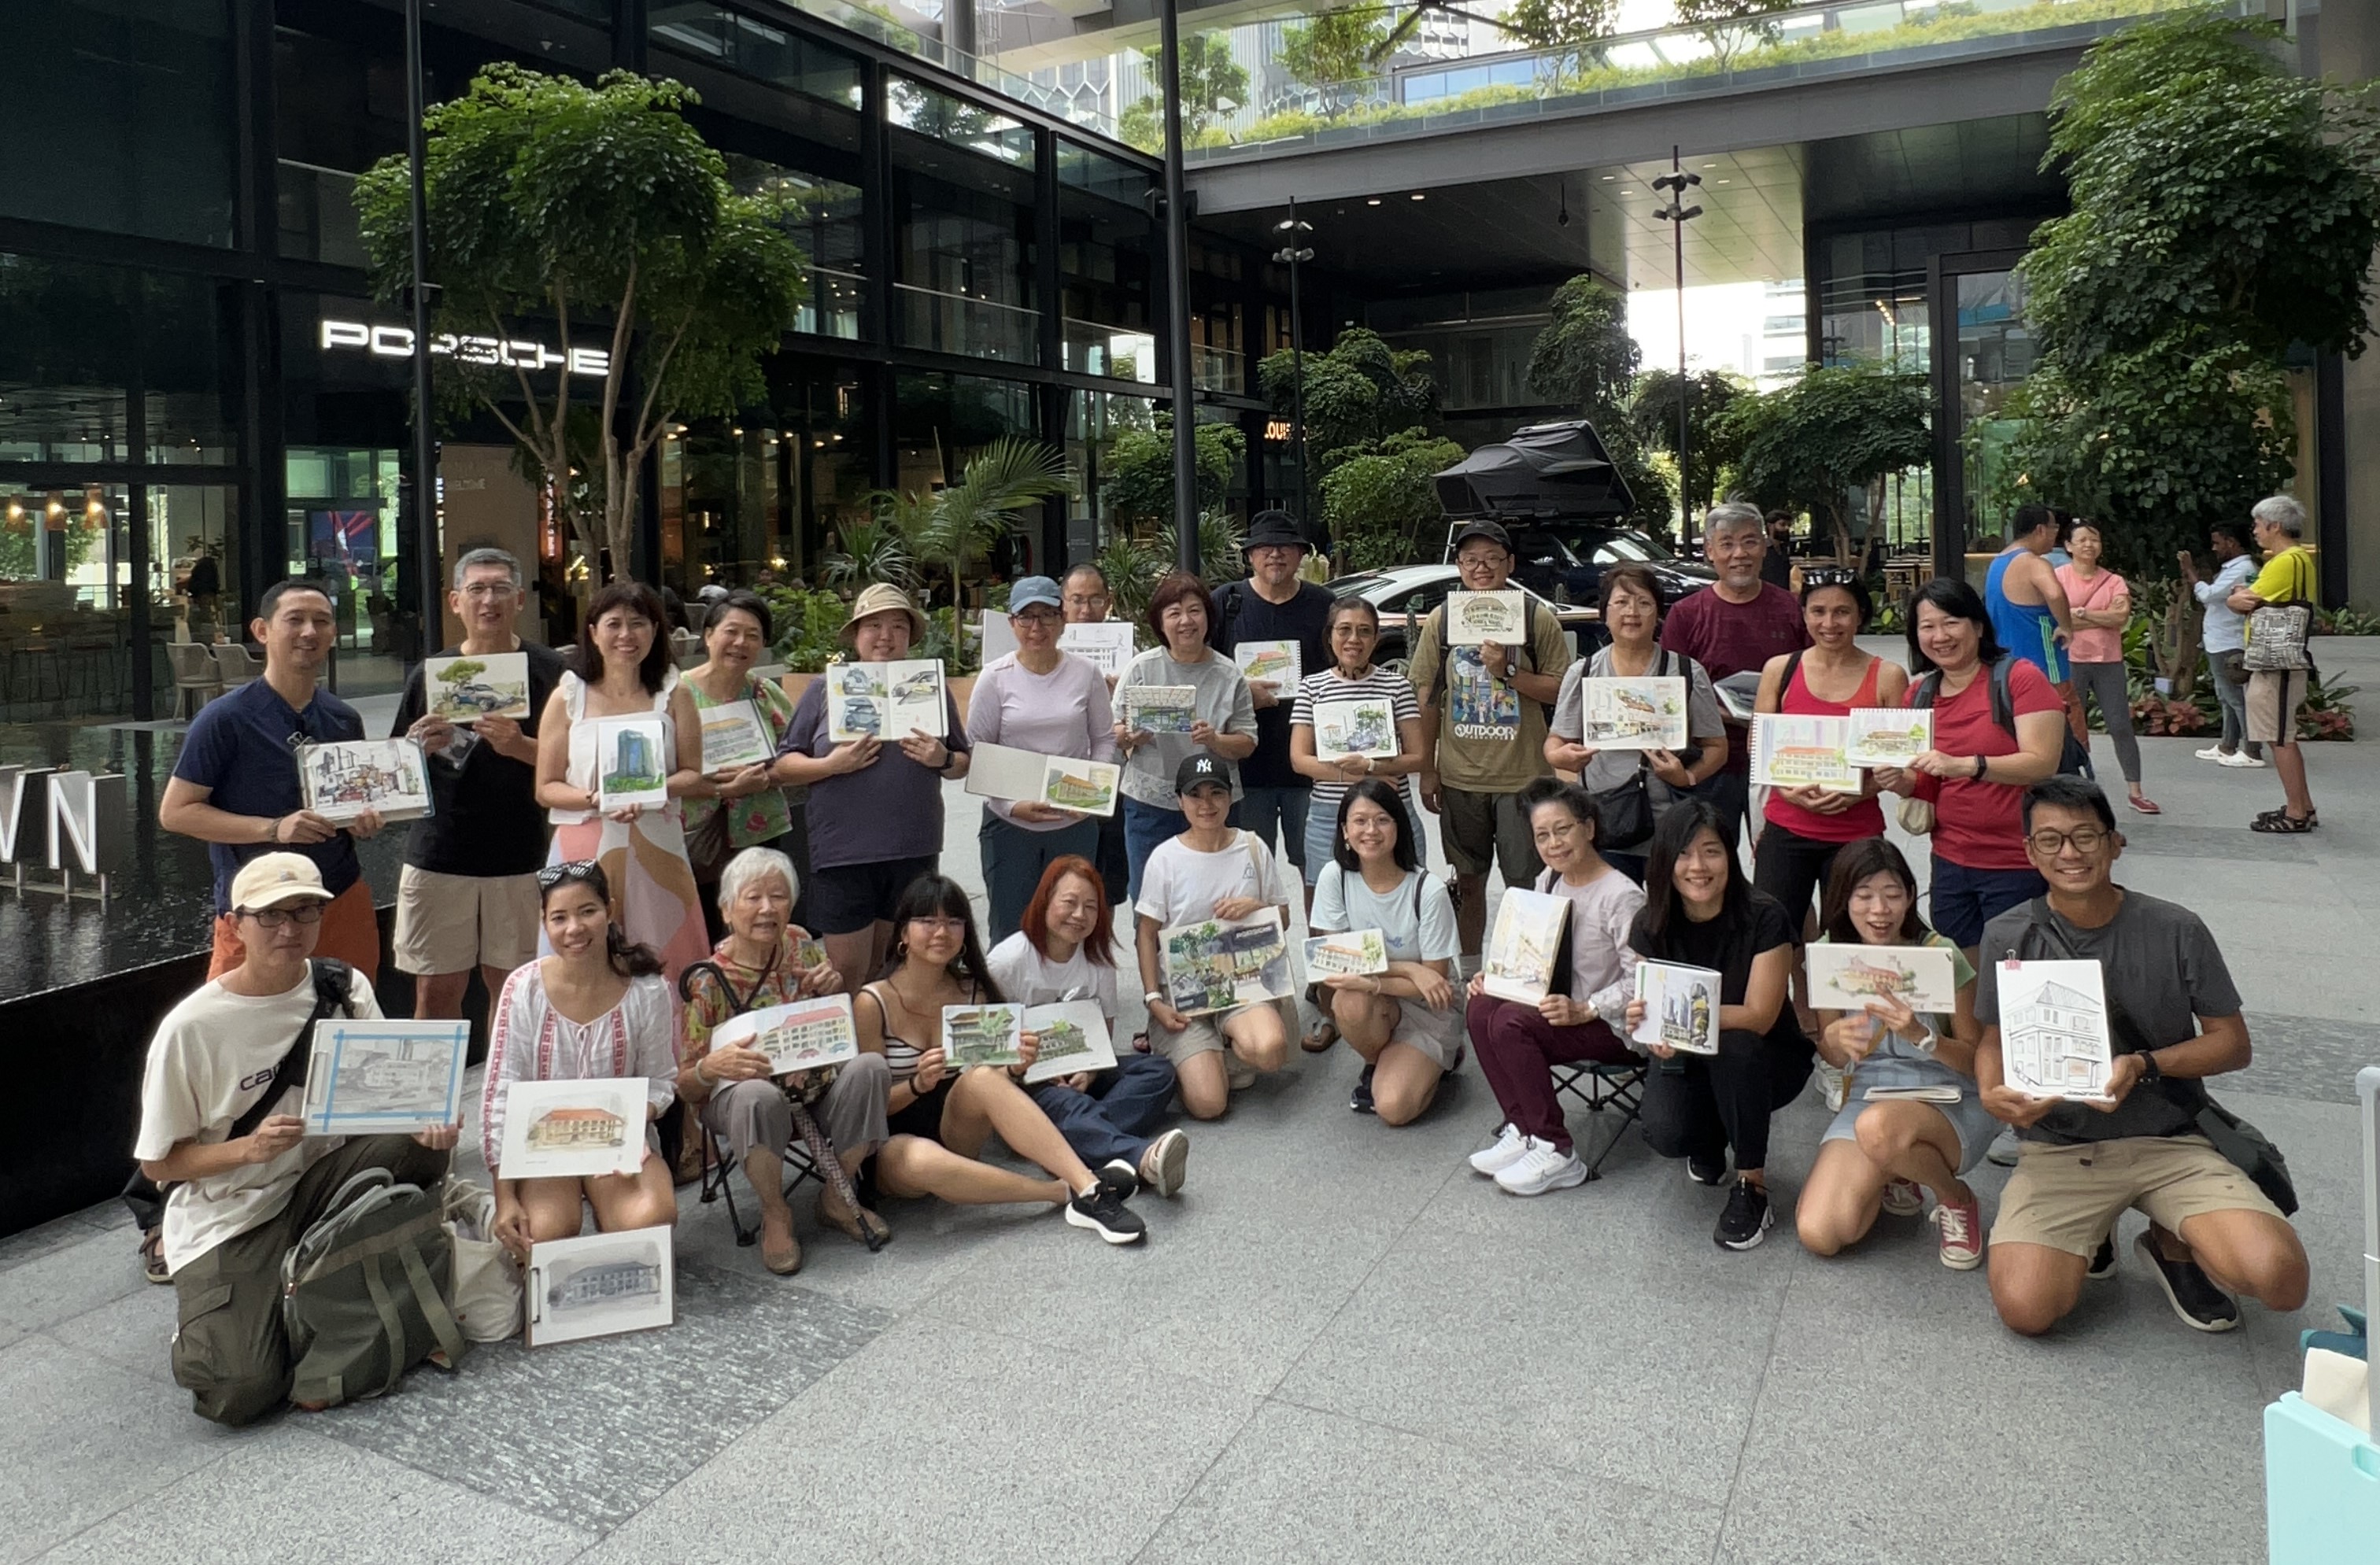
[1302,1019,1340,1054]
[2127,795,2161,815]
[2250,811,2316,834]
[1131,1031,1152,1054]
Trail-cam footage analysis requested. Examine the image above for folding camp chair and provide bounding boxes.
[699,1121,830,1247]
[1547,1054,1648,1181]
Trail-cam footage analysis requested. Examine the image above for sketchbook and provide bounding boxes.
[1807,943,1958,1015]
[943,1003,1024,1069]
[298,737,434,825]
[1233,639,1301,689]
[1575,676,1689,751]
[1843,707,1932,768]
[963,742,1121,818]
[1057,621,1136,677]
[592,715,673,811]
[527,1226,674,1347]
[1304,929,1388,979]
[1480,888,1569,1005]
[1022,1001,1118,1085]
[1713,671,1763,723]
[1444,589,1525,645]
[1997,958,2113,1101]
[828,659,945,744]
[1161,907,1295,1015]
[697,698,774,772]
[423,651,531,725]
[298,1020,470,1135]
[1633,961,1723,1055]
[1749,713,1860,792]
[498,1077,649,1179]
[1862,1084,1964,1104]
[1118,684,1199,735]
[709,994,858,1074]
[1311,697,1399,760]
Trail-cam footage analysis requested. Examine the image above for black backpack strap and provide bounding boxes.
[1778,648,1805,702]
[227,958,357,1142]
[1988,655,2017,738]
[1907,669,1942,710]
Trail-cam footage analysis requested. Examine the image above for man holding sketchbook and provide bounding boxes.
[1972,778,2308,1337]
[1207,510,1336,903]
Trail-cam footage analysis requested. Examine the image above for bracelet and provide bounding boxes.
[264,813,283,843]
[1972,755,1988,783]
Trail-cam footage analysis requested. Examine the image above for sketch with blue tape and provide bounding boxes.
[298,1020,471,1135]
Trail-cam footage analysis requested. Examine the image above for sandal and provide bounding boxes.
[2255,806,2319,827]
[139,1227,169,1285]
[2126,795,2160,815]
[2251,810,2316,833]
[1131,1031,1152,1054]
[1302,1019,1340,1054]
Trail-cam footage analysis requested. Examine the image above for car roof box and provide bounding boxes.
[1433,419,1634,522]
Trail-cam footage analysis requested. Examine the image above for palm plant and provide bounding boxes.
[819,518,915,592]
[878,437,1074,608]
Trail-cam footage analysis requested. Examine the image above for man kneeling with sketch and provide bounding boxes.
[135,853,460,1425]
[1972,777,2308,1338]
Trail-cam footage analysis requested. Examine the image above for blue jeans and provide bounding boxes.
[1231,785,1312,872]
[2209,649,2262,759]
[978,808,1101,945]
[1929,856,2048,950]
[1123,796,1189,908]
[1028,1053,1180,1168]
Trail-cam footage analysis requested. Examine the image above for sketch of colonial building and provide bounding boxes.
[527,1105,627,1150]
[2005,979,2106,1092]
[549,1255,663,1312]
[944,1007,1018,1065]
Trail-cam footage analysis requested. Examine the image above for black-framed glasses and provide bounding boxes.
[239,904,324,928]
[2027,827,2108,857]
[537,859,601,890]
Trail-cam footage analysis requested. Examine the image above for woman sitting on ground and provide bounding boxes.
[1794,837,1991,1271]
[1310,778,1461,1125]
[986,856,1191,1198]
[678,847,887,1276]
[1627,802,1813,1253]
[484,861,681,1258]
[1465,779,1646,1195]
[1134,754,1295,1120]
[855,874,1145,1244]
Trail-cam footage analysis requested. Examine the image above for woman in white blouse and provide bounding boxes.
[484,861,681,1258]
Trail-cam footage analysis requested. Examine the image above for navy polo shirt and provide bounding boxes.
[171,677,366,914]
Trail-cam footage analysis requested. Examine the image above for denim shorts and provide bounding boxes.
[1928,855,2046,950]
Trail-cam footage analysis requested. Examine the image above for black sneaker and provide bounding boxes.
[1714,1178,1772,1251]
[2086,1236,2116,1280]
[1686,1152,1727,1187]
[1349,1061,1377,1114]
[1097,1159,1140,1202]
[2133,1231,2239,1332]
[1065,1183,1146,1245]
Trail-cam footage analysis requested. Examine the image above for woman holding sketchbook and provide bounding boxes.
[1627,803,1812,1252]
[1112,574,1258,906]
[1793,839,1990,1272]
[679,848,887,1275]
[967,575,1120,943]
[1288,595,1427,889]
[681,592,805,943]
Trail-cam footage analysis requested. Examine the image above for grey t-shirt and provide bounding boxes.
[1974,889,2242,1145]
[1550,645,1724,801]
[1117,648,1258,809]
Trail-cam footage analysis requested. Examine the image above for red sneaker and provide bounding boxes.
[1932,1193,1983,1271]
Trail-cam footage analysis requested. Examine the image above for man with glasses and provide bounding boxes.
[132,853,457,1424]
[161,578,386,982]
[1207,511,1336,909]
[389,548,567,1019]
[1973,777,2308,1336]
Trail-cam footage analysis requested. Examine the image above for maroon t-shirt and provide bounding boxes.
[1659,584,1810,773]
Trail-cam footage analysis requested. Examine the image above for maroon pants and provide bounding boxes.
[1466,994,1635,1152]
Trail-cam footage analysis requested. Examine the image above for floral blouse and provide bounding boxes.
[681,673,800,851]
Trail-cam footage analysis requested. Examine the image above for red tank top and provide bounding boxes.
[1762,654,1886,844]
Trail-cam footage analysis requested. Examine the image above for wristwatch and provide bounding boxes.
[2137,1050,2163,1085]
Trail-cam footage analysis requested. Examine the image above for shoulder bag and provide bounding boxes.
[1586,648,1674,851]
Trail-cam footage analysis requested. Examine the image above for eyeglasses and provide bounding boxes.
[906,916,966,933]
[240,904,323,928]
[2027,827,2108,857]
[537,859,601,890]
[1010,609,1061,626]
[458,582,519,600]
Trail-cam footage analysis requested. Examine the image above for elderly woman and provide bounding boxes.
[682,590,805,942]
[967,574,1118,943]
[1113,572,1257,906]
[678,848,889,1275]
[775,583,973,996]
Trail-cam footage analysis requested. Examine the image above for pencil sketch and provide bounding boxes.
[527,1226,674,1346]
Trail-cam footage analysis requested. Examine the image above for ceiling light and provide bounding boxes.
[1410,192,1425,201]
[1600,174,1614,180]
[1366,197,1381,206]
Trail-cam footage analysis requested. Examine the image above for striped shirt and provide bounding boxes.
[1290,664,1421,824]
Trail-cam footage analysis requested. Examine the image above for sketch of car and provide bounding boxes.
[549,1255,663,1312]
[890,667,940,702]
[836,664,881,696]
[838,696,881,736]
[438,679,523,716]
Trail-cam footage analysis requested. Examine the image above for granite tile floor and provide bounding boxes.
[4,641,2375,1563]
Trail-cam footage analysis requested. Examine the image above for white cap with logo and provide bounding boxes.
[228,851,336,913]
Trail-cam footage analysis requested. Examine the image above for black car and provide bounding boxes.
[1332,565,1605,674]
[1497,522,1717,611]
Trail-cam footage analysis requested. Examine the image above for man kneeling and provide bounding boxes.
[1975,780,2308,1335]
[135,854,458,1425]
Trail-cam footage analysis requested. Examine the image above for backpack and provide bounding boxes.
[281,1168,468,1408]
[1421,596,1560,725]
[1908,655,2091,779]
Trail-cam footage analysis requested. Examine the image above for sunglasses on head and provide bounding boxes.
[537,859,601,891]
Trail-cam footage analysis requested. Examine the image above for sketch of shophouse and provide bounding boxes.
[527,1105,628,1151]
[2005,978,2108,1093]
[309,746,421,810]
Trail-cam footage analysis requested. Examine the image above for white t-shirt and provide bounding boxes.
[1311,861,1463,1053]
[1134,829,1291,931]
[133,962,383,1275]
[986,932,1122,1022]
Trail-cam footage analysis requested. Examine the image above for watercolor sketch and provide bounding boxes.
[1041,756,1120,817]
[1312,698,1398,760]
[1162,909,1294,1014]
[943,1004,1024,1069]
[1480,888,1569,1004]
[593,715,671,811]
[424,651,530,724]
[1120,685,1199,735]
[300,738,432,825]
[698,699,774,771]
[298,1021,470,1135]
[1234,640,1301,688]
[1022,1001,1118,1085]
[1634,961,1721,1054]
[1844,707,1934,767]
[1806,943,1957,1014]
[527,1225,674,1347]
[1304,929,1388,978]
[1750,713,1859,792]
[1577,676,1689,751]
[711,995,857,1074]
[499,1077,647,1179]
[1446,589,1525,645]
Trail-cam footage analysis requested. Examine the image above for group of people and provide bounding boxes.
[132,489,2322,1427]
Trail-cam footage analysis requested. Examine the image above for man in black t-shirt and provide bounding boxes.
[389,548,566,1019]
[1207,510,1335,911]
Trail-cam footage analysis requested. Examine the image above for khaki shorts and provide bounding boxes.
[1151,1000,1288,1063]
[394,864,541,976]
[1990,1134,2285,1258]
[2245,668,2308,746]
[1438,784,1543,885]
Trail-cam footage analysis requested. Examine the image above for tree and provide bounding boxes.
[1627,367,1749,520]
[354,66,807,581]
[1524,274,1671,532]
[1101,414,1246,531]
[1259,327,1440,521]
[851,438,1074,608]
[1320,428,1465,571]
[1118,33,1249,151]
[1720,367,1931,567]
[1499,0,1615,51]
[1672,0,1794,68]
[1279,6,1391,99]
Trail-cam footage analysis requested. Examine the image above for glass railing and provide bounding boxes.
[779,0,1122,142]
[896,282,1040,364]
[1062,319,1157,383]
[277,161,365,269]
[798,264,867,340]
[1192,342,1245,396]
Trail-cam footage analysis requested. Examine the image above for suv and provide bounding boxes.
[1499,522,1715,610]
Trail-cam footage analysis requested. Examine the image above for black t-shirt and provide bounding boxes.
[1207,578,1336,790]
[390,640,567,877]
[1631,890,1808,1050]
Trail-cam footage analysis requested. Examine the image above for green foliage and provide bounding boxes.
[1628,367,1750,518]
[1102,415,1246,530]
[353,66,806,579]
[1159,510,1251,589]
[1279,6,1391,94]
[1259,327,1440,516]
[1118,33,1248,149]
[820,519,915,595]
[1525,276,1637,415]
[0,519,97,579]
[1720,367,1931,564]
[2316,604,2380,636]
[1092,531,1167,630]
[1320,429,1465,572]
[862,437,1073,609]
[1500,0,1616,50]
[758,583,853,673]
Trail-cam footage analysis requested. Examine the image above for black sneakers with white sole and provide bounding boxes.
[1066,1183,1146,1244]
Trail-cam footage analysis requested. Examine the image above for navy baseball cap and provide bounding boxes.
[1174,753,1232,796]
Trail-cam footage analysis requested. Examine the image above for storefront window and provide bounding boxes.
[0,257,237,466]
[893,371,1034,497]
[1059,175,1155,384]
[659,360,869,596]
[726,154,866,342]
[892,90,1040,366]
[286,447,408,696]
[275,24,409,269]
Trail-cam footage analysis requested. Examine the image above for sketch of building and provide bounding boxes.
[944,1006,1021,1067]
[1044,766,1114,811]
[1164,916,1291,1012]
[1658,979,1714,1051]
[2005,979,2106,1093]
[527,1106,628,1150]
[308,745,423,810]
[1835,956,1918,1001]
[1035,1013,1092,1064]
[334,1049,451,1108]
[549,1255,665,1312]
[608,729,655,785]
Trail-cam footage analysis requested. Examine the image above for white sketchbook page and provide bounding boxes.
[711,995,858,1073]
[300,738,434,825]
[1807,943,1958,1014]
[698,699,772,771]
[1843,707,1932,768]
[1998,958,2113,1100]
[943,1003,1024,1069]
[980,609,1018,667]
[826,662,890,743]
[1444,589,1525,645]
[1040,755,1119,818]
[1119,685,1199,733]
[298,1020,470,1135]
[424,651,531,724]
[1057,621,1136,677]
[499,1077,649,1179]
[1312,698,1399,759]
[884,659,947,739]
[1480,888,1569,1004]
[1233,640,1301,688]
[1577,676,1690,751]
[593,716,673,810]
[526,1225,674,1348]
[1632,961,1724,1054]
[963,741,1050,802]
[1749,713,1860,792]
[1304,929,1388,977]
[1022,1001,1117,1084]
[1161,907,1294,1013]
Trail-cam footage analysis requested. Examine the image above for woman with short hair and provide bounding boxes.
[1112,573,1258,905]
[1310,778,1460,1125]
[682,590,805,942]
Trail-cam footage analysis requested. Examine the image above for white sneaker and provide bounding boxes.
[1468,1123,1529,1177]
[2193,745,2228,762]
[1224,1053,1258,1091]
[1813,1059,1847,1113]
[2219,751,2267,769]
[1493,1137,1589,1196]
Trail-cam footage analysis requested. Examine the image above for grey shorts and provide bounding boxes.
[1438,784,1542,885]
[1151,1000,1287,1062]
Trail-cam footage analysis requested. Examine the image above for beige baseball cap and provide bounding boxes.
[229,851,335,911]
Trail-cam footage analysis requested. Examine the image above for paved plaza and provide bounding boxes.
[2,639,2374,1564]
